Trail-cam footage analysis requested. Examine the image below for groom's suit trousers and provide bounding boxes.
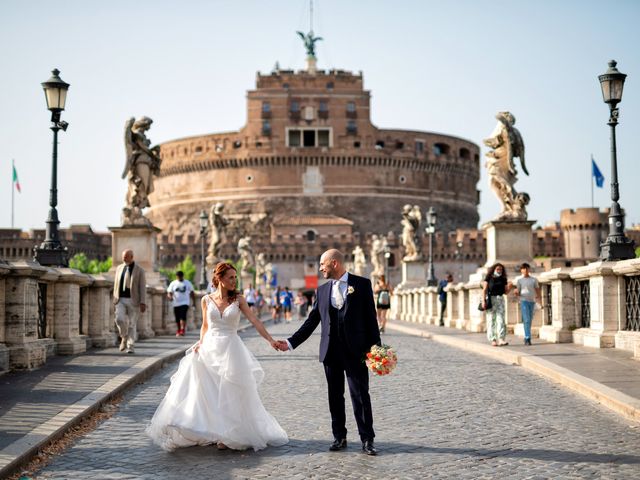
[323,304,375,442]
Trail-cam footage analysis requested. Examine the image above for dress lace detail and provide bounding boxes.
[146,295,288,451]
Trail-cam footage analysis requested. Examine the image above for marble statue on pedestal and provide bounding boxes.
[352,245,367,277]
[483,111,530,221]
[401,205,423,261]
[121,117,162,226]
[207,202,229,266]
[255,252,267,290]
[237,236,255,274]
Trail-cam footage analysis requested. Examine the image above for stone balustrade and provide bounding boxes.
[0,260,208,374]
[392,257,640,355]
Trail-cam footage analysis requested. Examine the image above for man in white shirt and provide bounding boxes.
[167,270,195,336]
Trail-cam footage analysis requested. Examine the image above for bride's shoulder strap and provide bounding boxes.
[202,294,212,306]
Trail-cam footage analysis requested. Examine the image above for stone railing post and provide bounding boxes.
[612,258,640,351]
[503,290,520,334]
[418,287,428,323]
[570,262,617,348]
[52,268,92,355]
[5,261,51,369]
[87,274,117,348]
[0,261,10,373]
[445,284,458,328]
[466,278,485,332]
[537,269,575,343]
[138,285,156,339]
[426,286,438,324]
[411,288,420,322]
[150,286,170,335]
[456,284,468,329]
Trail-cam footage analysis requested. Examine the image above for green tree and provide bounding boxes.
[69,254,112,274]
[160,255,197,283]
[635,247,640,258]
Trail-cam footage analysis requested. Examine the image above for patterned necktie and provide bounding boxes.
[332,280,344,309]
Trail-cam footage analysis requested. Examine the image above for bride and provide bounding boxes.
[146,262,288,451]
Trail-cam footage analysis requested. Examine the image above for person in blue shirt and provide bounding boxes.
[437,274,453,326]
[279,286,294,323]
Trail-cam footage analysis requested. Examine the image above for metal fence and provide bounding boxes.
[37,282,47,339]
[625,275,640,332]
[579,281,591,328]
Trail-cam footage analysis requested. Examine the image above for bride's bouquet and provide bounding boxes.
[365,344,398,376]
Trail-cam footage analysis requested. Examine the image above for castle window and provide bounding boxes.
[433,143,451,156]
[459,147,470,159]
[233,140,242,148]
[262,101,271,112]
[326,82,334,90]
[303,130,315,147]
[415,140,425,154]
[288,130,301,147]
[354,141,361,148]
[399,175,407,184]
[375,140,385,149]
[318,130,330,147]
[262,120,271,136]
[346,102,356,112]
[319,101,328,112]
[395,140,404,150]
[290,101,300,113]
[306,230,317,242]
[346,120,357,135]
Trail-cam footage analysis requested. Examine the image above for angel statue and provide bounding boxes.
[297,30,323,57]
[352,245,367,277]
[483,111,530,221]
[401,205,423,262]
[237,236,255,274]
[206,202,230,267]
[255,252,267,290]
[121,116,162,225]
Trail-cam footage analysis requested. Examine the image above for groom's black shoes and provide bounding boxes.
[329,438,347,451]
[362,440,377,456]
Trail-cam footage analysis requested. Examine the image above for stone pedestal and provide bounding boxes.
[466,279,486,333]
[445,285,458,328]
[456,284,468,330]
[109,224,164,287]
[150,286,170,335]
[53,268,91,355]
[483,220,535,272]
[398,261,426,290]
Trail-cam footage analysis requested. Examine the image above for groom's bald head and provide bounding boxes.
[319,249,346,280]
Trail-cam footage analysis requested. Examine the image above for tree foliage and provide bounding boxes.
[160,255,196,282]
[69,253,112,274]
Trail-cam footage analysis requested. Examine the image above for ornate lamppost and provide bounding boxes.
[455,240,464,282]
[383,242,391,281]
[34,69,70,267]
[425,207,437,286]
[597,60,635,261]
[199,210,209,289]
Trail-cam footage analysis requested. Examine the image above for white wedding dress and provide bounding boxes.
[146,296,288,451]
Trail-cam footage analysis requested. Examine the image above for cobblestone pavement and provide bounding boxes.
[33,322,640,479]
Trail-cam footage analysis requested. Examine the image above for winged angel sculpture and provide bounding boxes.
[483,112,530,221]
[122,117,162,225]
[297,31,323,57]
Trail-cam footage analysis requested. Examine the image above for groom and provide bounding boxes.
[276,249,381,455]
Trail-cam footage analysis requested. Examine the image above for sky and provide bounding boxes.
[1,0,639,233]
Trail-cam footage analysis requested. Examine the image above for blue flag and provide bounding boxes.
[592,158,604,188]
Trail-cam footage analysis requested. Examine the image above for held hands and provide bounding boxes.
[270,339,289,351]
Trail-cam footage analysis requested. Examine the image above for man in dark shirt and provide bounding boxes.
[438,274,453,326]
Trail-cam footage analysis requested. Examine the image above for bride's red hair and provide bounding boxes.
[212,262,240,302]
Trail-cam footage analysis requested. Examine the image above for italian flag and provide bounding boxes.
[12,164,21,193]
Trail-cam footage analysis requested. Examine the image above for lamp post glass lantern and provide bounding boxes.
[199,210,209,289]
[426,207,437,286]
[34,69,70,267]
[597,60,635,261]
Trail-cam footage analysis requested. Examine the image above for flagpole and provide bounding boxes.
[591,154,594,208]
[11,159,15,228]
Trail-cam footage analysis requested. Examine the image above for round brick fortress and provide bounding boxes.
[147,68,480,253]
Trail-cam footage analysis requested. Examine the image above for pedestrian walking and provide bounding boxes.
[280,286,294,323]
[437,274,453,326]
[373,275,392,333]
[271,286,282,323]
[244,283,257,314]
[294,290,308,320]
[113,249,147,354]
[167,270,195,337]
[482,263,512,346]
[514,263,541,345]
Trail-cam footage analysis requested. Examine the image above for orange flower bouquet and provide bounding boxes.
[365,344,398,376]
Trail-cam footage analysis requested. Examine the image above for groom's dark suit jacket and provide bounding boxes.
[288,273,381,362]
